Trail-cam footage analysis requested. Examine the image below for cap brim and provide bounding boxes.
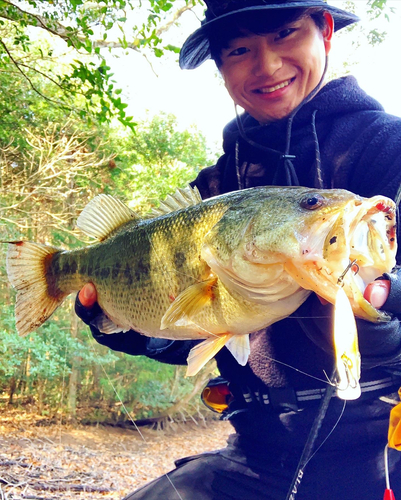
[179,4,359,70]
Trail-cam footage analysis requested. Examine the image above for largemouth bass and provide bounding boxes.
[6,186,397,376]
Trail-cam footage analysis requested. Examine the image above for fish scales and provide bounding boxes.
[5,186,397,375]
[46,195,232,337]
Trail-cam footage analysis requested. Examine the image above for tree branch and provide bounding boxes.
[0,38,72,109]
[155,3,195,38]
[0,0,197,52]
[0,0,81,46]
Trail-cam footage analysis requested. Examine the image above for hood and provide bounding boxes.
[222,76,384,154]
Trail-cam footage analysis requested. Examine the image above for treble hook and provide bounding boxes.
[337,259,359,286]
[340,354,359,390]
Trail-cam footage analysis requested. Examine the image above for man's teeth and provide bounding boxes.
[258,79,292,94]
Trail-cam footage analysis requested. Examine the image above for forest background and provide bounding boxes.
[0,0,399,425]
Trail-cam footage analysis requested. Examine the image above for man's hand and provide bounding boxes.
[78,283,98,309]
[317,279,390,309]
[75,283,102,328]
[363,279,390,309]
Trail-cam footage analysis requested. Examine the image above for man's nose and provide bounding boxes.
[253,47,282,77]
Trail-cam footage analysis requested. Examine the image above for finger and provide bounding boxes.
[316,294,329,306]
[78,283,98,308]
[363,279,390,309]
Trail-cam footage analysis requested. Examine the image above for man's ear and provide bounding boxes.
[322,11,334,55]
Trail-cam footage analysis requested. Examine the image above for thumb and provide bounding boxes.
[363,279,390,309]
[78,283,98,308]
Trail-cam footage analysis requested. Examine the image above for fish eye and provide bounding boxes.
[300,194,325,210]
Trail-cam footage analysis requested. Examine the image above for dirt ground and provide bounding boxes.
[0,411,232,499]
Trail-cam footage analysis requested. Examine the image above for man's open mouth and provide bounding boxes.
[254,77,295,94]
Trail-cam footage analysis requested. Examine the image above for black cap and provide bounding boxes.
[180,0,359,69]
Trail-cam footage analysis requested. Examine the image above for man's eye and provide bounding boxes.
[228,46,249,56]
[275,28,296,40]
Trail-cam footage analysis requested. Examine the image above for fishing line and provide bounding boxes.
[302,399,346,468]
[192,316,337,385]
[190,314,338,386]
[83,329,147,443]
[258,354,337,387]
[166,473,185,500]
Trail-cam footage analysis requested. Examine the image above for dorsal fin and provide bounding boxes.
[77,194,138,241]
[150,186,202,217]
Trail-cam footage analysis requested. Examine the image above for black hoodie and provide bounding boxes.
[87,76,401,419]
[193,76,401,208]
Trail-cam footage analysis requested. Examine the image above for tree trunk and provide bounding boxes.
[8,377,17,405]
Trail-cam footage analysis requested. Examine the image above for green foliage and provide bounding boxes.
[0,300,117,406]
[367,0,395,20]
[343,0,394,48]
[0,0,202,128]
[93,355,187,419]
[103,112,218,211]
[0,298,202,420]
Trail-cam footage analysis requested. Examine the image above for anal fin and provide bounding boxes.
[225,334,250,366]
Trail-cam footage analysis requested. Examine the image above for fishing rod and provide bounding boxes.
[284,370,338,500]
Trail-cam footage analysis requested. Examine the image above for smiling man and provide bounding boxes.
[216,10,333,122]
[76,1,401,499]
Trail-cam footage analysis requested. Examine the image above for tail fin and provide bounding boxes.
[6,241,66,336]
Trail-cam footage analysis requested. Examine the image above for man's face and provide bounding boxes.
[219,12,333,123]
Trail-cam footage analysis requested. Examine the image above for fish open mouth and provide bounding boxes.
[348,198,396,283]
[288,196,397,322]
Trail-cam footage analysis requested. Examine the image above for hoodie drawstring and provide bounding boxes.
[282,113,299,186]
[311,109,324,189]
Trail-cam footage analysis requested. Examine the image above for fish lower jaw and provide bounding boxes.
[347,295,389,323]
[325,273,389,323]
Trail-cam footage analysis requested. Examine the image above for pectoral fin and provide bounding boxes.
[161,277,217,330]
